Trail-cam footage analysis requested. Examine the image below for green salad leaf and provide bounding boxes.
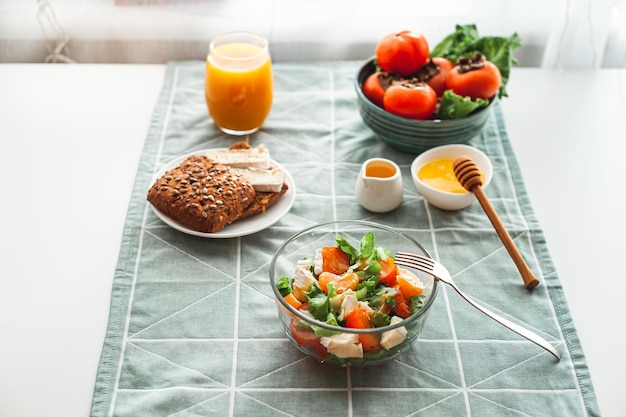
[336,232,390,276]
[363,259,381,278]
[302,283,341,337]
[438,90,489,119]
[372,311,391,327]
[430,24,480,60]
[310,313,341,338]
[410,294,428,314]
[430,23,522,98]
[336,236,359,262]
[276,275,293,297]
[305,284,332,322]
[359,232,376,259]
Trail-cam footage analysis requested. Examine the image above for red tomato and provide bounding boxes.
[289,317,327,358]
[362,72,386,108]
[345,308,381,351]
[426,57,454,96]
[446,54,502,100]
[378,258,398,286]
[321,246,351,275]
[383,82,437,120]
[375,30,429,76]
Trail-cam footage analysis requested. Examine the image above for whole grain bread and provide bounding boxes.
[239,182,289,219]
[147,155,256,233]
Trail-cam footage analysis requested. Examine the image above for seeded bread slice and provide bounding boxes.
[147,155,256,233]
[239,182,289,220]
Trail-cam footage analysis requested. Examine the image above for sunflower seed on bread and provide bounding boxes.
[147,155,255,233]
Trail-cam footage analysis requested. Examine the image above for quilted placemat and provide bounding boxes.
[90,61,599,417]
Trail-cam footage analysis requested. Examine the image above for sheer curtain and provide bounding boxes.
[542,0,626,69]
[2,0,624,66]
[107,0,626,68]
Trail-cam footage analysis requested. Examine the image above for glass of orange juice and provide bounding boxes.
[205,32,273,136]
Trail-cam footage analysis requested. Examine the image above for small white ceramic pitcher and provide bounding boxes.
[355,158,403,213]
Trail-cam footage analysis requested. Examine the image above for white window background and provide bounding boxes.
[0,0,624,68]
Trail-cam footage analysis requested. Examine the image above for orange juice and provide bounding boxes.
[205,38,273,135]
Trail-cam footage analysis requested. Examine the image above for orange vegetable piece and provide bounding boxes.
[346,307,381,351]
[378,258,398,286]
[396,270,424,299]
[321,246,351,275]
[389,284,411,318]
[284,292,303,310]
[318,271,359,294]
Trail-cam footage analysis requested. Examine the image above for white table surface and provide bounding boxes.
[0,63,624,417]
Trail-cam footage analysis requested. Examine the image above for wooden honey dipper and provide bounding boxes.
[453,156,540,289]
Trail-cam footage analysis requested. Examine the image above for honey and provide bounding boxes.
[365,161,396,178]
[418,157,482,194]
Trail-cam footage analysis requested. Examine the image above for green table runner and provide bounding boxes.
[91,61,599,417]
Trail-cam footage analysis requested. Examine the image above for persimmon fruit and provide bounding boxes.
[362,72,386,108]
[446,54,501,100]
[383,82,437,120]
[375,30,429,76]
[424,57,454,97]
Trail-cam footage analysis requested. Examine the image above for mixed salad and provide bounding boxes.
[277,232,429,363]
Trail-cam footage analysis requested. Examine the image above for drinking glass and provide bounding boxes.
[205,32,273,136]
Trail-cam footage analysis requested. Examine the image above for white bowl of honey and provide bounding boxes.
[410,144,492,211]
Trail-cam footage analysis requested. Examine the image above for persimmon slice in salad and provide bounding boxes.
[276,232,428,363]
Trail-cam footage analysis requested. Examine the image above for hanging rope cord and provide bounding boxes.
[37,0,76,63]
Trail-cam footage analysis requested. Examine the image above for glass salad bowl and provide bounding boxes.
[269,220,439,366]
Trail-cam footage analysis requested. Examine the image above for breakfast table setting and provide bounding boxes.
[1,36,625,417]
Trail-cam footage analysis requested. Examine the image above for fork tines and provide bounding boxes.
[394,252,435,270]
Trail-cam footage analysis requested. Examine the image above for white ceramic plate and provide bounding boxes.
[149,149,296,238]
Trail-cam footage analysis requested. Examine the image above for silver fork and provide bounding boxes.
[395,252,560,360]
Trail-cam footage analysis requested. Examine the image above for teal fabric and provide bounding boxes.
[91,61,600,417]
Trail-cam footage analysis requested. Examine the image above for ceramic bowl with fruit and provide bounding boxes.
[354,25,520,154]
[270,220,439,366]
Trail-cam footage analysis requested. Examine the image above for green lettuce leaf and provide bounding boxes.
[438,90,489,119]
[372,311,391,327]
[304,284,332,322]
[276,275,293,297]
[430,24,480,61]
[311,312,341,338]
[336,236,359,262]
[359,232,376,259]
[410,294,428,314]
[363,259,382,278]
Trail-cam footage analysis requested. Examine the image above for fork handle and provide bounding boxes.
[447,280,560,359]
[472,186,540,289]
